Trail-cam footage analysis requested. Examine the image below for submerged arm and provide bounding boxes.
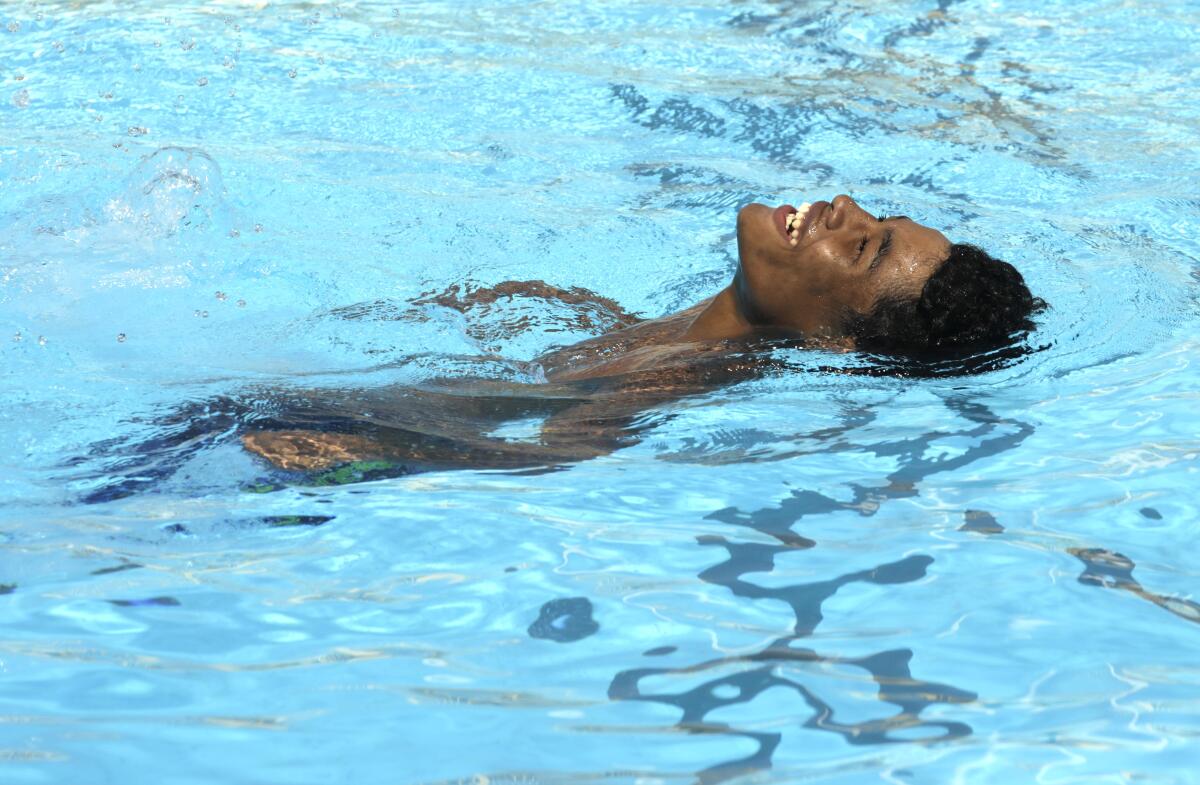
[413,279,644,331]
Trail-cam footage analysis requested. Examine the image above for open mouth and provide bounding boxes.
[774,202,814,246]
[773,204,797,239]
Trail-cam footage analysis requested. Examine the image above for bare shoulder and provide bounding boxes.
[535,302,709,382]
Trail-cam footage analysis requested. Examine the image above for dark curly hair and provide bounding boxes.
[846,243,1042,362]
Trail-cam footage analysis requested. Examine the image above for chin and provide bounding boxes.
[735,203,774,255]
[736,202,770,230]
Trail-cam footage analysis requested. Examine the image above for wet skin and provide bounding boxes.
[242,195,953,473]
[686,194,951,344]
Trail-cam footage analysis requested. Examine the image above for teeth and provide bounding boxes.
[785,202,812,233]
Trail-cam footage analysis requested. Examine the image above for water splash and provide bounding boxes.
[107,146,232,239]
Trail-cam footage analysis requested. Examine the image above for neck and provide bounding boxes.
[683,285,753,342]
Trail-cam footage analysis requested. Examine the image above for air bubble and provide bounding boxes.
[253,223,263,233]
[288,69,298,79]
[236,299,246,308]
[196,77,208,87]
[12,331,21,342]
[53,41,64,52]
[215,291,227,302]
[12,89,29,108]
[127,126,148,136]
[6,21,20,33]
[180,38,195,51]
[228,228,240,238]
[37,336,46,346]
[117,333,126,343]
[223,56,235,68]
[194,309,209,318]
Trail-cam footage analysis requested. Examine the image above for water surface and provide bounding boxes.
[2,1,1199,783]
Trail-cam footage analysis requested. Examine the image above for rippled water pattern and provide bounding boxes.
[3,1,1200,782]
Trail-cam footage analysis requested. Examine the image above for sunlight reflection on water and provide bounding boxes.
[1,1,1199,783]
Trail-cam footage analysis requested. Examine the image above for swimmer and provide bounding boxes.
[78,194,1041,501]
[239,194,1040,476]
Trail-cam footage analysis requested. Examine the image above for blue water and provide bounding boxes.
[3,1,1199,782]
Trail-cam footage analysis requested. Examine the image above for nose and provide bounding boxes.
[827,194,864,230]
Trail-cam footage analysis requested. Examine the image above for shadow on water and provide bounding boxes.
[608,397,1033,783]
[1069,547,1200,626]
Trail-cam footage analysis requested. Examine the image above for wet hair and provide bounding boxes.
[846,243,1042,364]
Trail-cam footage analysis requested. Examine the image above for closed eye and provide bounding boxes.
[855,235,868,261]
[869,229,894,272]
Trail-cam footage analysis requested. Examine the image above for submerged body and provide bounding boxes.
[232,194,1036,478]
[240,297,760,473]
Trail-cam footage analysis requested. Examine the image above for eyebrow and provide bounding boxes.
[868,228,894,272]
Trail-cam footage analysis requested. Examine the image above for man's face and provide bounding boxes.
[733,194,952,339]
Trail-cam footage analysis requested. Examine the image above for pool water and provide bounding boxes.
[2,1,1199,782]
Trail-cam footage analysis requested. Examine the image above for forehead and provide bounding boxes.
[873,220,951,302]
